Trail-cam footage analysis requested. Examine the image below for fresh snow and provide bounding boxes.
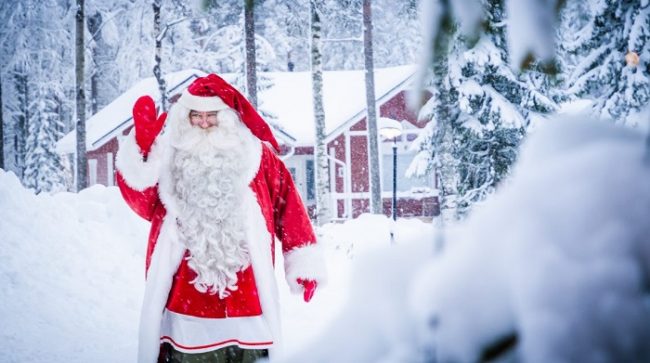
[4,111,650,362]
[0,171,433,363]
[275,113,650,363]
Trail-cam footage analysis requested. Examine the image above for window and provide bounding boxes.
[382,152,431,192]
[306,159,315,201]
[288,167,297,182]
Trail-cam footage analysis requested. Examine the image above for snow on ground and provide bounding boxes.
[6,112,646,363]
[0,172,148,362]
[0,171,434,363]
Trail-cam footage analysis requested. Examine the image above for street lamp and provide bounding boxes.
[379,118,403,242]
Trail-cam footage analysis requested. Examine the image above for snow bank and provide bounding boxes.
[0,172,149,363]
[276,214,436,359]
[0,169,434,362]
[414,116,650,362]
[276,114,650,363]
[273,215,437,363]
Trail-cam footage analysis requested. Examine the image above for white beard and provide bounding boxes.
[169,107,253,298]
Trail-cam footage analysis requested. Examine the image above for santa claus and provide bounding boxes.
[115,74,326,363]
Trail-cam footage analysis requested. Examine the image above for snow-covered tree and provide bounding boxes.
[260,0,310,71]
[562,0,650,125]
[86,5,121,115]
[0,0,73,190]
[410,0,556,218]
[23,97,69,193]
[371,0,421,68]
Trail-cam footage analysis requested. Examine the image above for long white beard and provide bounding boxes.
[170,108,253,298]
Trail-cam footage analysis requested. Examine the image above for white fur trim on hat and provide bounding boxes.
[283,243,328,294]
[177,89,229,112]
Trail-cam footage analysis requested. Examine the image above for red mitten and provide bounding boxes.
[297,278,317,302]
[133,96,167,157]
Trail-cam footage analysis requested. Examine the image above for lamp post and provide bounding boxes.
[379,118,403,243]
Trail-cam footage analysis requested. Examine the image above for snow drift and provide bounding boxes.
[0,174,149,362]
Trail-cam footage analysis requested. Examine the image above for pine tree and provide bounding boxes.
[562,0,650,124]
[23,97,68,193]
[0,0,73,189]
[410,0,556,218]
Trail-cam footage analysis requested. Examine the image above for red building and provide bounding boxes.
[57,67,439,220]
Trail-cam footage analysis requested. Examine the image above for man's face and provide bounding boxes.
[189,110,218,129]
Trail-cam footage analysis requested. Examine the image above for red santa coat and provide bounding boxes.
[115,128,326,363]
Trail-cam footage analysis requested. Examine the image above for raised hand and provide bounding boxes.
[297,278,317,303]
[133,96,167,157]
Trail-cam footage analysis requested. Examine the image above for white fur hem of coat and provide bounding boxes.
[284,244,328,294]
[136,129,283,362]
[115,129,165,191]
[137,216,185,363]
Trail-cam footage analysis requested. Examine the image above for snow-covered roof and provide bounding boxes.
[263,65,416,144]
[57,65,416,153]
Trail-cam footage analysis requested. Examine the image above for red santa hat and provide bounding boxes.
[177,73,280,152]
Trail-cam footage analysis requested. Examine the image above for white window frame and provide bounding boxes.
[88,159,98,186]
[106,152,114,186]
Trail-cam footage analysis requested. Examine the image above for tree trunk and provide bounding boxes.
[310,0,331,225]
[0,73,4,170]
[75,0,87,191]
[153,0,166,112]
[87,11,102,115]
[363,0,382,214]
[90,72,98,115]
[13,70,28,178]
[431,0,458,225]
[244,0,257,107]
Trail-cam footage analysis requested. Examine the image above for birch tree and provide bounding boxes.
[244,0,258,107]
[310,0,331,225]
[0,74,3,170]
[363,0,381,214]
[153,0,167,112]
[75,0,87,190]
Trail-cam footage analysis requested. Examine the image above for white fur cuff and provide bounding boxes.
[115,129,164,191]
[177,89,229,112]
[283,244,328,294]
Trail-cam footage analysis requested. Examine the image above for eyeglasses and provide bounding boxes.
[189,111,218,126]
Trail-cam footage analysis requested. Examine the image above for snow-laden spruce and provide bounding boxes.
[409,0,556,219]
[560,0,650,124]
